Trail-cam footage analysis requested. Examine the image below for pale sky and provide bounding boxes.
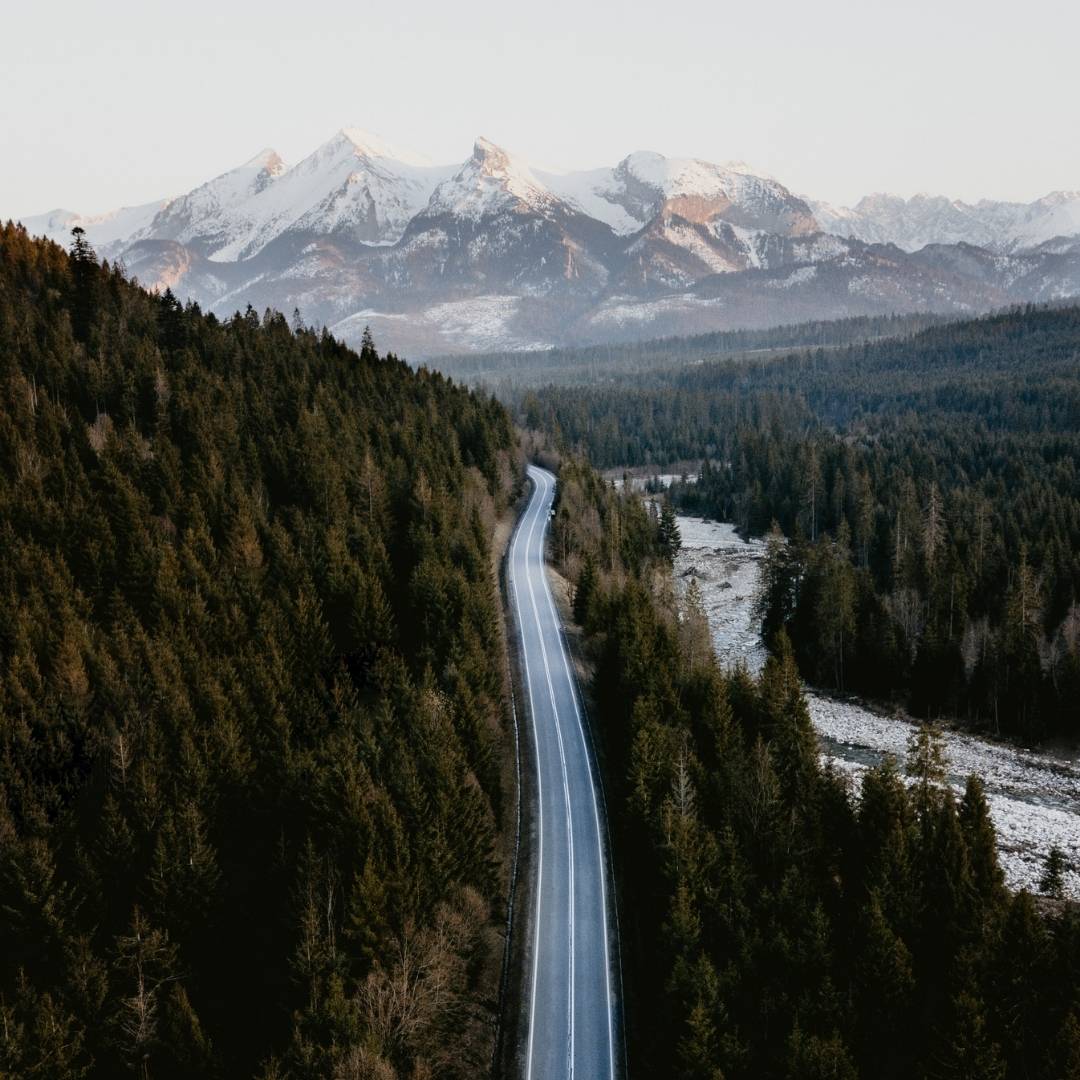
[5,0,1079,217]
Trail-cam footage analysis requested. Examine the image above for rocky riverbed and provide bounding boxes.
[674,513,1080,899]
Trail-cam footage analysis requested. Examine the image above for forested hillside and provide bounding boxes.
[0,223,518,1077]
[526,306,1080,740]
[435,311,957,389]
[554,457,1080,1080]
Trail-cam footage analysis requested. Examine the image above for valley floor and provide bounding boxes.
[673,514,1080,900]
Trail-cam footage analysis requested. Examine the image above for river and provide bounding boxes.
[674,513,1080,900]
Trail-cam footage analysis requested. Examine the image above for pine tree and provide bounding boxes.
[852,890,915,1064]
[759,633,819,809]
[574,552,598,627]
[680,577,712,674]
[1039,846,1067,899]
[0,225,520,1077]
[935,992,1006,1080]
[110,909,180,1079]
[360,325,376,360]
[785,1025,859,1080]
[755,521,798,645]
[811,524,857,690]
[958,775,1004,905]
[0,975,91,1079]
[69,226,99,341]
[1047,1011,1080,1080]
[157,986,216,1080]
[659,502,682,565]
[906,720,947,812]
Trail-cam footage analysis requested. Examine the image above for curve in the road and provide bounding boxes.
[509,465,616,1080]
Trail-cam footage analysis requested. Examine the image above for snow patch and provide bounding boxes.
[673,513,1080,899]
[538,165,644,235]
[661,220,740,274]
[588,293,723,327]
[332,294,552,353]
[767,265,818,289]
[19,199,169,253]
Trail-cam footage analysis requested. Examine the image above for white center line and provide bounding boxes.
[514,475,546,1080]
[535,472,616,1080]
[522,469,576,1076]
[516,465,616,1080]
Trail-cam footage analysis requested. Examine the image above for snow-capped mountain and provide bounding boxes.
[22,130,455,263]
[20,199,168,255]
[216,129,454,259]
[160,129,456,262]
[812,191,1080,253]
[540,152,816,238]
[130,147,288,259]
[422,137,565,222]
[13,129,1080,356]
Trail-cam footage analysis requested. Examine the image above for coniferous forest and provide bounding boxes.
[0,223,518,1077]
[3,220,1079,1080]
[553,457,1080,1080]
[523,306,1080,740]
[433,311,958,390]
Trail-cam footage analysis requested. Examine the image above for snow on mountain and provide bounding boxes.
[535,165,644,235]
[286,129,451,243]
[132,147,288,258]
[812,191,1080,253]
[13,128,1080,355]
[618,150,763,199]
[811,193,1016,251]
[206,129,453,260]
[538,152,813,239]
[420,137,564,222]
[605,151,818,237]
[20,199,168,255]
[1011,191,1080,248]
[332,294,552,354]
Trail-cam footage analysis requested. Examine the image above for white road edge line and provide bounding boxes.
[513,474,545,1080]
[536,467,617,1080]
[523,468,577,1076]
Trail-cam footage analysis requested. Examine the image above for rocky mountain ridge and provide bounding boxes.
[16,129,1080,355]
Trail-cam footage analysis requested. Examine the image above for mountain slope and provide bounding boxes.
[13,129,1080,354]
[128,146,288,258]
[812,190,1080,252]
[0,221,517,1078]
[208,128,454,259]
[20,198,168,255]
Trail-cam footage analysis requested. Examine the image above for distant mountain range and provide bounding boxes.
[810,191,1080,253]
[16,129,1080,355]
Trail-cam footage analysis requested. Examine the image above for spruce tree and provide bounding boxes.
[958,775,1004,905]
[574,552,598,626]
[1039,846,1067,899]
[906,720,947,813]
[68,225,99,342]
[660,501,682,565]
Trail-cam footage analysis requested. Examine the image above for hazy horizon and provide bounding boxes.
[6,0,1079,218]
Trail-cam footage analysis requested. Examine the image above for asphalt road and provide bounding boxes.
[509,465,617,1080]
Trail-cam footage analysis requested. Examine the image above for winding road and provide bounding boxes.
[508,465,618,1080]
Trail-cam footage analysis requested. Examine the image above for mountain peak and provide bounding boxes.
[1035,189,1080,207]
[21,128,1080,337]
[422,137,556,222]
[335,127,431,167]
[617,151,766,181]
[243,147,286,174]
[617,151,770,199]
[470,137,515,172]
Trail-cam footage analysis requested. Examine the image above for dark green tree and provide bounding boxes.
[660,501,682,565]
